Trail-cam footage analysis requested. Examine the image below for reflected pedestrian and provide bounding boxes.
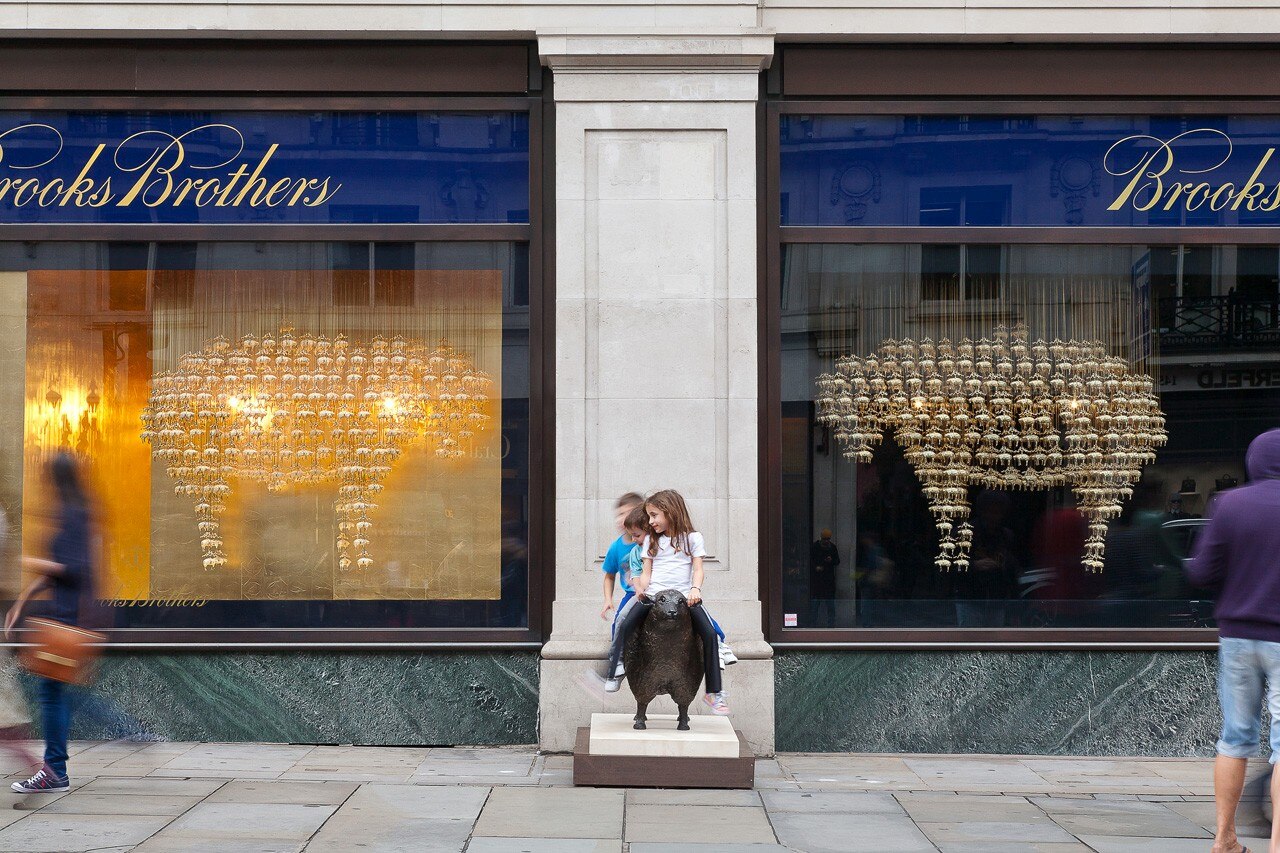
[809,530,840,627]
[1186,428,1280,853]
[5,452,99,794]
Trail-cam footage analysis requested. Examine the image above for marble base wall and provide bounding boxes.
[52,652,539,745]
[776,651,1220,756]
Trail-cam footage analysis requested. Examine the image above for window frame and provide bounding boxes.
[762,95,1280,650]
[0,83,553,648]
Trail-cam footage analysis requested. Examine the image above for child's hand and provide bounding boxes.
[687,588,702,606]
[600,601,615,620]
[634,576,649,598]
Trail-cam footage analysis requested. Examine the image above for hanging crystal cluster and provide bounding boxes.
[141,330,493,571]
[815,324,1166,572]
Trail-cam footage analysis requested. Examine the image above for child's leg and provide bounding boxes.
[612,590,635,640]
[603,598,651,678]
[689,604,722,694]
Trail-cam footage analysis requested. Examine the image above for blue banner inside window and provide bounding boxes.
[780,114,1280,227]
[0,111,530,225]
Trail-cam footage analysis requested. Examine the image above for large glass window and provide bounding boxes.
[4,241,531,633]
[780,242,1280,630]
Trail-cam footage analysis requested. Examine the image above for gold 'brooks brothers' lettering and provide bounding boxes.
[0,123,341,210]
[1106,128,1280,214]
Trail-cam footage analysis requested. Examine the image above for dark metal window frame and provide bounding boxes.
[0,45,554,648]
[762,94,1280,650]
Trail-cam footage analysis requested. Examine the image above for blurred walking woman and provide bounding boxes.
[5,452,97,793]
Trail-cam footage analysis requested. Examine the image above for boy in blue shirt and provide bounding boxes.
[600,492,644,639]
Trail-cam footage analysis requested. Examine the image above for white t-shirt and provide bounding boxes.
[641,532,707,595]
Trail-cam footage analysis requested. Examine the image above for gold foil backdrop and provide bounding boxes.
[141,331,494,573]
[20,259,504,602]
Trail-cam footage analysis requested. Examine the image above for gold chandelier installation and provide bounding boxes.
[816,323,1167,572]
[141,329,494,571]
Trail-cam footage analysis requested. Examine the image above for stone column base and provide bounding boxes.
[539,651,774,756]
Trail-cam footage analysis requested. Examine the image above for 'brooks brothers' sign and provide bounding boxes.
[0,111,529,225]
[779,114,1280,227]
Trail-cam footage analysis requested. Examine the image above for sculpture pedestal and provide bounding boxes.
[573,713,755,789]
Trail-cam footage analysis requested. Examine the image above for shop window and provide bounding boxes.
[778,242,1279,631]
[1,240,532,634]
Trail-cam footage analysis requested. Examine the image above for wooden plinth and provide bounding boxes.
[572,726,755,789]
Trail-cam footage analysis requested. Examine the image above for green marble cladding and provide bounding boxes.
[776,651,1219,756]
[64,652,539,745]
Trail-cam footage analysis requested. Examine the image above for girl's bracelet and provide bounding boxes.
[690,586,701,592]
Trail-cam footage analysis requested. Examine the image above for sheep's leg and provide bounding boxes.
[634,700,648,730]
[676,704,690,731]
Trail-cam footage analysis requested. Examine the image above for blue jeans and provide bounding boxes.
[1217,636,1280,762]
[38,678,71,779]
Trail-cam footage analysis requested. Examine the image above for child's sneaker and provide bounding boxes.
[719,643,738,666]
[613,661,625,677]
[604,677,622,693]
[576,668,611,701]
[702,692,731,716]
[11,767,68,794]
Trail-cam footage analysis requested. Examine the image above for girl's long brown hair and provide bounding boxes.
[645,489,696,557]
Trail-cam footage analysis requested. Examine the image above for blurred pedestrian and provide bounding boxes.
[5,452,98,793]
[1186,428,1280,853]
[0,505,39,776]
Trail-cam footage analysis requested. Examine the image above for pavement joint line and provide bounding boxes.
[298,777,362,852]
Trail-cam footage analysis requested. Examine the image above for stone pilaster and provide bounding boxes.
[538,30,776,755]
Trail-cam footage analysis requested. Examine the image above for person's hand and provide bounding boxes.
[4,603,21,640]
[687,587,702,606]
[634,576,649,598]
[600,601,615,621]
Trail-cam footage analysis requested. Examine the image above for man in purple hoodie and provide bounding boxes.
[1187,427,1280,853]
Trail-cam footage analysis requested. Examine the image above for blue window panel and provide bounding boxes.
[0,111,530,225]
[781,114,1280,227]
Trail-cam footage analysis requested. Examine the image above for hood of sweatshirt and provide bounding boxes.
[1246,428,1280,481]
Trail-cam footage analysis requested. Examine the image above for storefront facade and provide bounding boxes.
[1,12,1278,756]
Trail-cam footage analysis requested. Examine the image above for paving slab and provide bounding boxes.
[768,811,936,853]
[0,813,172,852]
[624,803,777,844]
[129,801,335,852]
[1165,799,1272,835]
[782,756,926,791]
[904,758,1054,792]
[39,791,203,815]
[895,793,1045,823]
[1079,836,1270,853]
[465,840,621,853]
[305,784,489,853]
[77,777,226,796]
[627,788,761,807]
[473,787,623,839]
[918,819,1079,845]
[628,845,794,853]
[1031,798,1211,838]
[281,746,432,782]
[932,844,1090,853]
[761,791,903,814]
[205,779,357,805]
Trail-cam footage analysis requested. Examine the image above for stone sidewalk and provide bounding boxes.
[0,741,1265,852]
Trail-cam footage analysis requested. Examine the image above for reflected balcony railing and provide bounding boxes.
[1157,295,1280,352]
